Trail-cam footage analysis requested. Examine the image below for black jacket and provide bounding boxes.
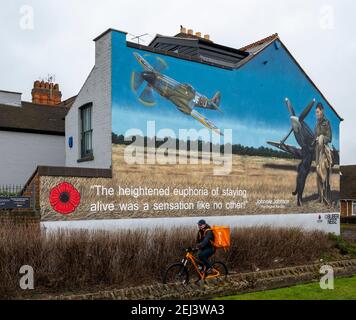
[197,225,214,250]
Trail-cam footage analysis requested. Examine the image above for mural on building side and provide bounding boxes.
[108,31,341,220]
[41,31,342,221]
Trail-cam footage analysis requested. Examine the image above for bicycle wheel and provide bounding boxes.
[163,263,189,285]
[211,261,228,281]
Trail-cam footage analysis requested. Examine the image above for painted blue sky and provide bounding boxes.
[112,32,340,149]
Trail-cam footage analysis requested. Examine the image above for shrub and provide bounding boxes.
[328,234,356,256]
[0,224,335,299]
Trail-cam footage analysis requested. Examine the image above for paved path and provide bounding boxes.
[46,259,356,300]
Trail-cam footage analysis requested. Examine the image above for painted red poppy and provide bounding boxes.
[49,182,81,215]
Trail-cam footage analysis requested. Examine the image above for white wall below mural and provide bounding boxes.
[42,213,340,235]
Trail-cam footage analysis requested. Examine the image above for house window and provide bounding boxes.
[353,202,356,216]
[80,103,93,160]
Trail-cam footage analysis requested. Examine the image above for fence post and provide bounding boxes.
[0,184,27,196]
[32,181,37,214]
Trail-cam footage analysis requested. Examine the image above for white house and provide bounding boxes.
[0,86,75,186]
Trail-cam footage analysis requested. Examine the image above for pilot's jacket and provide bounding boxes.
[315,116,332,165]
[316,116,332,145]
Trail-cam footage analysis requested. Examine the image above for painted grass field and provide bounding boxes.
[218,276,356,300]
[112,144,339,217]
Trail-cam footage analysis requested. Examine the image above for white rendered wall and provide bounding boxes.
[0,131,65,185]
[0,91,22,107]
[65,31,112,169]
[42,213,341,235]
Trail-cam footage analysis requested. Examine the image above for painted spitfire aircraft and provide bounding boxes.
[267,98,339,164]
[131,52,223,136]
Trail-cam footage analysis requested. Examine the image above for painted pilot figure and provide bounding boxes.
[315,103,332,164]
[315,103,332,203]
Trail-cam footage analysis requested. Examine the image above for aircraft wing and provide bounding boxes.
[267,141,303,159]
[191,109,223,136]
[268,141,341,165]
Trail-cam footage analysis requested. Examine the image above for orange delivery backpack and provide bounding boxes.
[208,226,231,250]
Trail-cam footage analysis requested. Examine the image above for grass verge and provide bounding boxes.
[217,276,356,300]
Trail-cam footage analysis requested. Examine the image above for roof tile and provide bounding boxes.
[0,101,68,135]
[239,33,279,52]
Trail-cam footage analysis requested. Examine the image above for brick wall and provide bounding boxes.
[0,211,40,227]
[21,166,111,221]
[341,200,355,217]
[22,172,40,210]
[341,200,347,216]
[0,169,40,228]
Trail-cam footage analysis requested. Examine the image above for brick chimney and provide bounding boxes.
[31,80,62,105]
[176,27,212,42]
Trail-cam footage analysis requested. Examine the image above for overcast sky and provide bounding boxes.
[0,0,355,164]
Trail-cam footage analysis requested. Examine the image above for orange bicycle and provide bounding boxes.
[163,247,228,284]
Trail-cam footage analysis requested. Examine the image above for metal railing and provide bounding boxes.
[0,184,24,196]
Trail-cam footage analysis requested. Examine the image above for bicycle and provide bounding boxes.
[163,247,228,284]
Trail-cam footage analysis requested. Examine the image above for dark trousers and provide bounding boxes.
[198,247,215,269]
[294,146,313,206]
[296,152,313,196]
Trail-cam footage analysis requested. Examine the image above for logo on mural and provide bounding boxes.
[49,182,81,215]
[317,215,324,223]
[325,214,339,225]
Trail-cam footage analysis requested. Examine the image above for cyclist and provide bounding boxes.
[196,219,215,275]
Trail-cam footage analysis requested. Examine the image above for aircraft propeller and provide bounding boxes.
[131,72,144,92]
[152,57,168,73]
[299,99,315,122]
[131,56,168,106]
[139,85,155,106]
[285,98,296,117]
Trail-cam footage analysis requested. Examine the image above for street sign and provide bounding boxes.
[0,197,31,209]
